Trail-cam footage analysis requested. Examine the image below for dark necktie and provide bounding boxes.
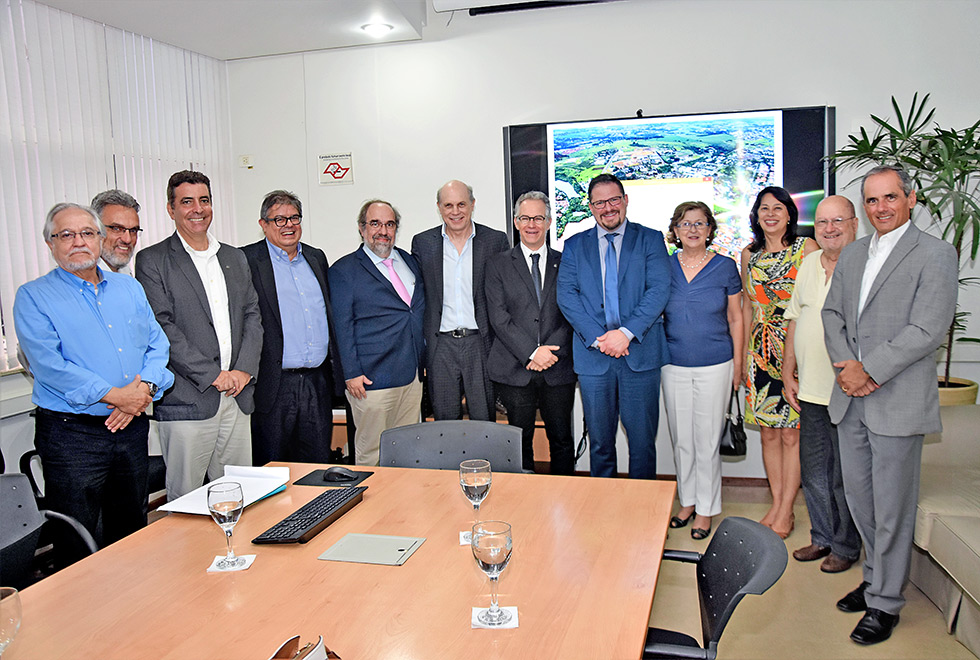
[604,233,620,330]
[530,252,542,307]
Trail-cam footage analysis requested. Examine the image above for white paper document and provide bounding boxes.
[159,465,289,515]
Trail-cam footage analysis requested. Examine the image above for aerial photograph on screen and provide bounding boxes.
[548,110,782,258]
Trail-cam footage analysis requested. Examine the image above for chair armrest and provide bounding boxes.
[42,510,98,554]
[642,641,710,659]
[663,550,701,564]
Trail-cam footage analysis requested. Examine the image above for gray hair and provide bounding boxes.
[260,190,303,220]
[357,199,401,236]
[860,165,914,199]
[43,203,104,244]
[513,191,552,220]
[436,180,475,205]
[91,189,140,217]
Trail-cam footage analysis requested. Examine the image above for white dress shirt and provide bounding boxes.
[177,231,232,370]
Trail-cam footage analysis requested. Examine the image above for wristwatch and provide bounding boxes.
[144,381,159,397]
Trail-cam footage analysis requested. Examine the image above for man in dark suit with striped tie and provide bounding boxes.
[485,191,576,474]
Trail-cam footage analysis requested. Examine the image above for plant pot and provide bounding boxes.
[938,377,979,406]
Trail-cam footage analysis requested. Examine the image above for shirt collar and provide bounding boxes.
[177,230,220,258]
[266,239,303,263]
[596,218,628,239]
[519,242,546,260]
[869,220,910,256]
[55,265,106,288]
[441,222,476,242]
[361,243,397,266]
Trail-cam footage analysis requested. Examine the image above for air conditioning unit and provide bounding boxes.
[432,0,604,14]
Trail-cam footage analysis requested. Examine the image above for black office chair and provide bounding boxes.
[20,449,45,506]
[644,516,788,660]
[0,473,98,589]
[379,420,523,473]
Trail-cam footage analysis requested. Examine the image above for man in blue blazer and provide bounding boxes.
[330,199,425,465]
[242,190,344,466]
[557,173,670,479]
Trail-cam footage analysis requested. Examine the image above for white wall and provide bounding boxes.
[225,0,980,476]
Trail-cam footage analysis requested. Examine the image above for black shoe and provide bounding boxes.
[669,512,695,528]
[691,526,711,540]
[850,608,899,645]
[837,581,869,613]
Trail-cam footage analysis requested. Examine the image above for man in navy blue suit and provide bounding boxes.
[329,199,426,466]
[557,174,670,479]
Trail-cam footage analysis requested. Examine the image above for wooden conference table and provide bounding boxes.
[8,464,675,659]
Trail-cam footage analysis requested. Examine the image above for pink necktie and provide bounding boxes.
[383,258,412,306]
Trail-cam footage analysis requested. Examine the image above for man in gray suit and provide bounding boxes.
[822,165,957,645]
[411,180,509,420]
[136,170,263,500]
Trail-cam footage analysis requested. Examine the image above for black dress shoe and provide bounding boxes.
[837,581,869,613]
[850,608,899,645]
[669,512,695,528]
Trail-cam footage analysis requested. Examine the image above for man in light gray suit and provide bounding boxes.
[822,165,957,645]
[136,170,263,500]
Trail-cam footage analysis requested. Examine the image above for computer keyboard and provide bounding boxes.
[252,486,367,544]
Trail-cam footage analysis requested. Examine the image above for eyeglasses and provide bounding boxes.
[517,215,547,225]
[105,224,143,237]
[363,220,397,230]
[590,196,624,210]
[265,215,303,227]
[677,221,708,229]
[814,216,855,228]
[50,229,100,243]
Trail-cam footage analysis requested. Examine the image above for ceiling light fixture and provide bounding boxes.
[361,23,394,38]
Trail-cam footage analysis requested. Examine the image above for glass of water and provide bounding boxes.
[207,482,246,570]
[471,521,513,626]
[459,459,491,515]
[0,586,22,654]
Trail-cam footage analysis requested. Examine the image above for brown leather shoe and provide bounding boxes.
[793,544,831,562]
[821,553,856,573]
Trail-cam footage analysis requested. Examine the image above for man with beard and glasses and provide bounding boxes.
[91,189,143,275]
[329,199,425,466]
[14,203,173,562]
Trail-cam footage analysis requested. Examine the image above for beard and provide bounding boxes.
[63,248,98,272]
[101,246,132,269]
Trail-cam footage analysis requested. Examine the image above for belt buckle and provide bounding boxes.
[452,328,465,338]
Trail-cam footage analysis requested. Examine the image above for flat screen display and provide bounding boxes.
[503,106,833,258]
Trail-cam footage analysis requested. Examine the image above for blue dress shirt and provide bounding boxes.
[14,267,174,415]
[267,240,330,369]
[439,224,479,331]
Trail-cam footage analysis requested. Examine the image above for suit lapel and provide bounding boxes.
[862,224,920,315]
[543,248,561,298]
[356,247,404,304]
[584,227,603,286]
[617,222,636,287]
[169,234,212,323]
[510,245,538,303]
[253,245,282,328]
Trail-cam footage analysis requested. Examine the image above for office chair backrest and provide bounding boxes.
[379,420,523,473]
[696,516,788,650]
[0,473,47,589]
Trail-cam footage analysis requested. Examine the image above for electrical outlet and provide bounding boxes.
[238,154,254,169]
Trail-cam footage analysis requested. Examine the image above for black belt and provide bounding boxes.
[283,366,320,374]
[438,328,480,338]
[37,407,109,425]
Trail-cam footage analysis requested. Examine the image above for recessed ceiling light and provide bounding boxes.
[361,23,394,38]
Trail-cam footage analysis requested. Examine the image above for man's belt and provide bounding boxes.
[438,328,480,338]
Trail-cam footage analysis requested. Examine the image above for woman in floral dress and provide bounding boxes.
[740,187,817,538]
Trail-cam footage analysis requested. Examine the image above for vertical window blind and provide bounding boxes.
[1,0,234,371]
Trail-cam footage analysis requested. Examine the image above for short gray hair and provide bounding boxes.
[43,203,104,244]
[91,189,140,217]
[860,165,914,199]
[356,199,401,236]
[513,191,551,220]
[436,180,475,205]
[260,190,303,220]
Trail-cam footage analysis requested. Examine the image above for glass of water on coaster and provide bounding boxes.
[460,459,491,516]
[471,520,513,626]
[207,481,246,570]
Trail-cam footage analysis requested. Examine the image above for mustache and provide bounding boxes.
[69,246,94,257]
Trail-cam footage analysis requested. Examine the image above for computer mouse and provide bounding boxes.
[323,466,358,482]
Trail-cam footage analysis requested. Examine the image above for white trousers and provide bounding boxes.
[157,394,252,501]
[347,379,423,466]
[661,360,732,517]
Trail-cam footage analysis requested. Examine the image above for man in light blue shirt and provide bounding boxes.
[411,180,509,420]
[14,203,173,558]
[242,190,342,465]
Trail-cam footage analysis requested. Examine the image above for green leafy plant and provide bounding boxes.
[830,93,980,386]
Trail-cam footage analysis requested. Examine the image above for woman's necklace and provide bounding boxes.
[678,249,710,269]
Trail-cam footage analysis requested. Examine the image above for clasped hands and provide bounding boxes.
[833,360,879,398]
[101,375,153,433]
[526,345,560,372]
[213,369,252,398]
[596,329,630,358]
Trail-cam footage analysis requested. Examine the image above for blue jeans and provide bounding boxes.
[579,361,660,479]
[799,400,860,559]
[34,408,149,558]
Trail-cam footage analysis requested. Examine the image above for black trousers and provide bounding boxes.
[495,377,575,474]
[429,333,494,421]
[34,407,149,558]
[251,367,334,465]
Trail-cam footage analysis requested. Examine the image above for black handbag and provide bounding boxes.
[720,388,747,456]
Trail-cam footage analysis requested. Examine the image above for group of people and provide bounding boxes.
[15,164,955,647]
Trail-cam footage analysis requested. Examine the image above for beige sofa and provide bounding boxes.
[911,404,980,658]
